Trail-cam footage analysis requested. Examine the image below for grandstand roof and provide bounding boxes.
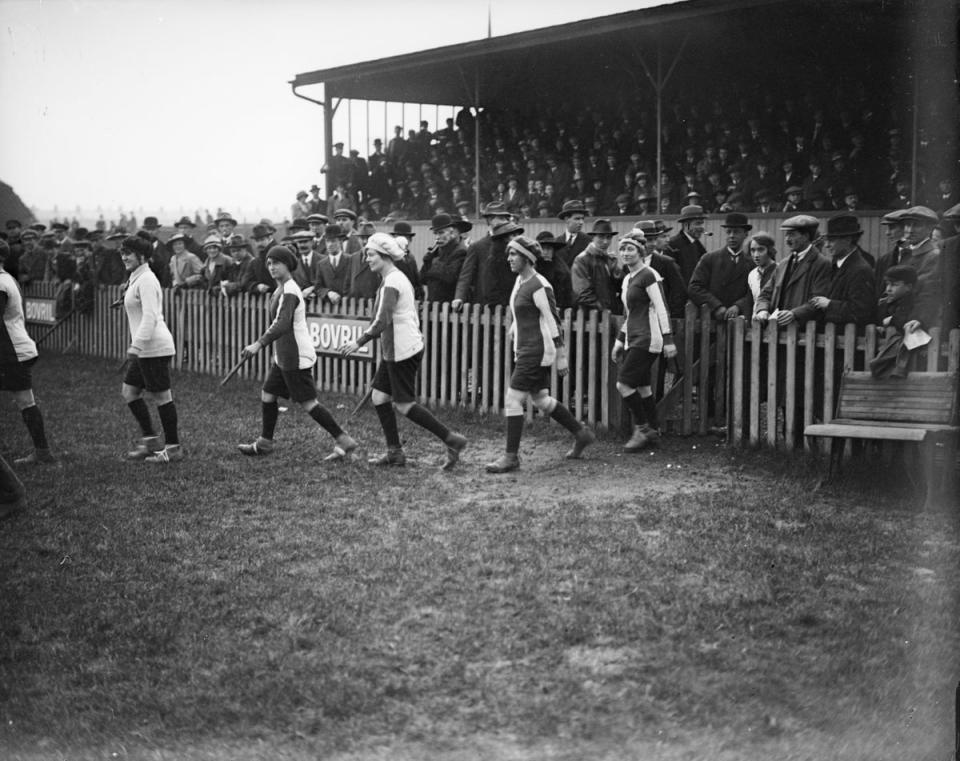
[291,0,909,107]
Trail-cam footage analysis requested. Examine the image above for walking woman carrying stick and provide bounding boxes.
[237,246,357,460]
[486,235,595,474]
[118,236,184,463]
[0,240,55,465]
[339,233,467,469]
[611,230,677,451]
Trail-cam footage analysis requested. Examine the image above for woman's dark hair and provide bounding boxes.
[121,236,152,260]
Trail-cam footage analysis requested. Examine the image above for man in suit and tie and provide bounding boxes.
[555,200,591,268]
[667,204,708,285]
[290,230,323,300]
[315,224,354,306]
[140,216,171,288]
[452,201,513,311]
[688,212,755,321]
[809,213,876,327]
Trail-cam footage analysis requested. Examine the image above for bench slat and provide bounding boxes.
[804,423,929,441]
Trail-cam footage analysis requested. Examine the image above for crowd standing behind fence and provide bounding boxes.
[4,200,960,462]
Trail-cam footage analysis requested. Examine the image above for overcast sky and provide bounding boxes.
[0,0,659,224]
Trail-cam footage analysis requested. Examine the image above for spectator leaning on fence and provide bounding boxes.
[315,224,353,306]
[746,232,778,316]
[202,235,236,297]
[809,212,876,326]
[485,235,594,474]
[290,230,321,300]
[169,233,205,290]
[874,209,908,300]
[452,201,513,311]
[611,230,677,452]
[533,231,573,312]
[668,205,708,285]
[222,235,258,297]
[687,212,755,321]
[339,233,467,470]
[0,240,55,465]
[555,200,591,269]
[897,206,943,327]
[571,218,621,313]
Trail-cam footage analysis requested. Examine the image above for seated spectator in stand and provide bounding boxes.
[688,212,754,321]
[807,189,830,214]
[633,220,687,318]
[169,233,206,290]
[755,190,777,214]
[746,232,778,316]
[809,213,876,326]
[202,234,236,297]
[782,185,804,213]
[315,224,354,306]
[291,230,322,300]
[572,218,620,312]
[534,232,573,312]
[614,194,634,216]
[930,177,959,214]
[886,177,912,209]
[420,213,468,304]
[453,201,513,311]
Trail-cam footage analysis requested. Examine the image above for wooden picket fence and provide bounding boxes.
[29,283,960,449]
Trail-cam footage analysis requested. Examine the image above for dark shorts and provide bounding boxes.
[617,346,658,389]
[263,363,317,403]
[123,355,172,393]
[371,350,422,404]
[0,356,37,393]
[510,353,550,393]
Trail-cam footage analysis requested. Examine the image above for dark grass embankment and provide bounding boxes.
[1,353,957,760]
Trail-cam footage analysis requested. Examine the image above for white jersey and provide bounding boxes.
[0,270,38,363]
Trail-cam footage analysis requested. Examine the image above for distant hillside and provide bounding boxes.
[0,180,35,226]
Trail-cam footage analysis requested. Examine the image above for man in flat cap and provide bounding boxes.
[332,208,363,256]
[290,230,322,300]
[874,209,908,301]
[897,206,943,327]
[754,215,832,327]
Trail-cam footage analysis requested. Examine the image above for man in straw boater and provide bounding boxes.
[237,245,357,460]
[0,240,55,465]
[339,233,467,470]
[484,235,595,474]
[118,236,184,463]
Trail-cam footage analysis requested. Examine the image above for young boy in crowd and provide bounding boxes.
[870,264,931,378]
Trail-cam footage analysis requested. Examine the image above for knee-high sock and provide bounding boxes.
[157,401,179,446]
[374,402,401,448]
[549,403,582,435]
[404,403,450,441]
[640,394,659,430]
[505,414,524,454]
[261,400,279,440]
[20,405,49,450]
[308,404,343,438]
[623,391,647,426]
[127,398,155,437]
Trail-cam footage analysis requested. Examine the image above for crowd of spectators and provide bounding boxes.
[314,92,957,225]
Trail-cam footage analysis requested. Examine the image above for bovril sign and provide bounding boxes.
[24,298,58,325]
[307,315,373,359]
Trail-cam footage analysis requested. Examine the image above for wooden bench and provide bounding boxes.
[804,371,959,509]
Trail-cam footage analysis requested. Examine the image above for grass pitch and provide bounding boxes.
[1,353,957,760]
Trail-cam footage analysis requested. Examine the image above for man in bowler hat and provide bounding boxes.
[809,213,876,326]
[688,212,755,321]
[668,205,708,284]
